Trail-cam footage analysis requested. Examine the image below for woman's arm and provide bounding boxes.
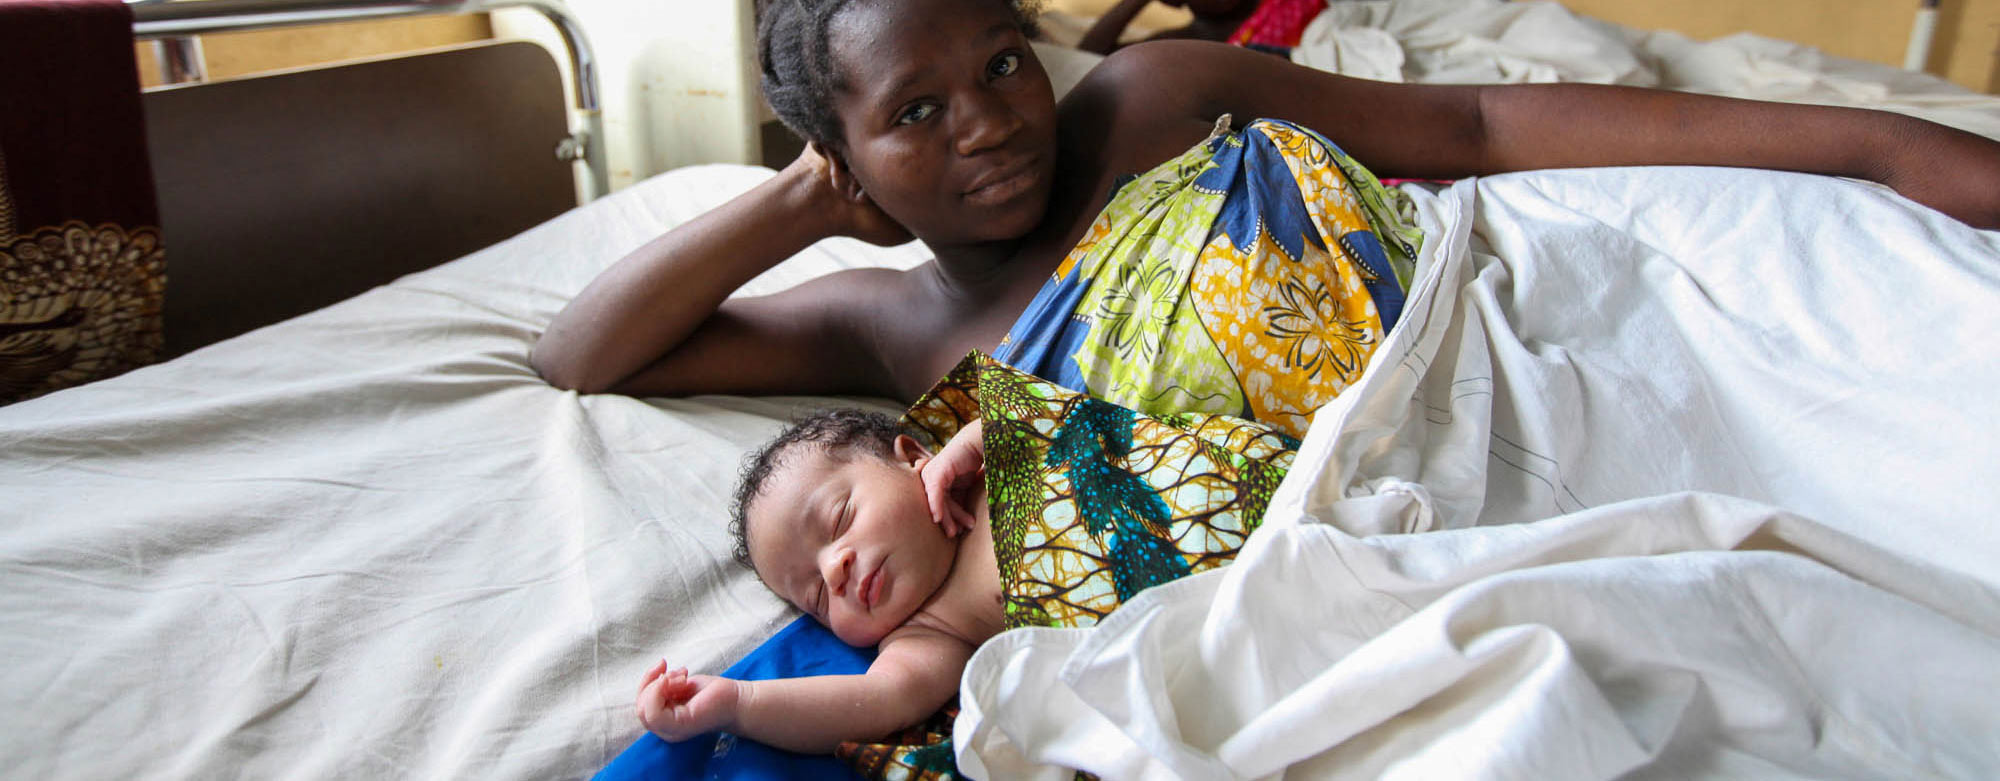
[1090,41,2000,228]
[530,146,913,396]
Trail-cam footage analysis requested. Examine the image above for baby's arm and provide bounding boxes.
[639,628,972,754]
[920,418,985,537]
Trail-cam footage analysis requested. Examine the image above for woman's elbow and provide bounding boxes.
[529,339,610,394]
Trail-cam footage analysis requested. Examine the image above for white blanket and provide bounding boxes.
[956,168,2000,779]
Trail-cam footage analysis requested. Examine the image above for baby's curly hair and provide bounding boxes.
[729,408,909,570]
[756,0,1043,151]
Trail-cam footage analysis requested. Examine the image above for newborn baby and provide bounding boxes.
[636,409,998,754]
[633,352,1296,762]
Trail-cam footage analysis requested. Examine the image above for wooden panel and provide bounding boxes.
[143,41,575,356]
[1933,0,2000,93]
[1522,0,2000,94]
[1562,0,1912,66]
[136,15,493,88]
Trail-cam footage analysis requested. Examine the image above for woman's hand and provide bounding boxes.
[783,143,914,246]
[636,660,742,743]
[918,419,985,538]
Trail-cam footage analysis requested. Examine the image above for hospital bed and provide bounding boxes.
[3,0,1998,778]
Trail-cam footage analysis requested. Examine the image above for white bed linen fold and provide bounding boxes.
[958,168,2000,779]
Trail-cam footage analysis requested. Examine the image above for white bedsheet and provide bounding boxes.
[0,165,927,778]
[957,168,2000,779]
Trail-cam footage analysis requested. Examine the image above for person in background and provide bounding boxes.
[1077,0,1328,55]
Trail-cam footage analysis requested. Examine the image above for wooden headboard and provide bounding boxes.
[142,40,576,356]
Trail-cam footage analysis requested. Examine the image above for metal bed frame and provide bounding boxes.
[128,0,610,200]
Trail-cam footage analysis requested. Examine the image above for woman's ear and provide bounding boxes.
[892,434,932,470]
[814,141,868,201]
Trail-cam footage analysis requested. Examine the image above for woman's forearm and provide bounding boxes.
[1159,40,2000,227]
[531,166,839,393]
[1471,83,2000,227]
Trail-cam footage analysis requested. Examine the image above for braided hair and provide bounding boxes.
[756,0,1042,151]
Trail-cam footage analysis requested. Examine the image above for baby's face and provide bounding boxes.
[745,438,958,647]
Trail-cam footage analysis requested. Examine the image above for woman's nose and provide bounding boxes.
[821,548,855,596]
[954,89,1022,156]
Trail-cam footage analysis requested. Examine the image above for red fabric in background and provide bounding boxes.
[1228,0,1328,50]
[0,0,158,232]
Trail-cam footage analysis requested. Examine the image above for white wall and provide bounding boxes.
[494,0,761,193]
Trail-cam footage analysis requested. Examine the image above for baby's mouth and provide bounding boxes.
[859,566,884,610]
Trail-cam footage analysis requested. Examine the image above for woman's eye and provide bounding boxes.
[989,52,1021,79]
[896,103,937,126]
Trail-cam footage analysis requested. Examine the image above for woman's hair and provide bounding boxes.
[756,0,1042,151]
[729,408,908,569]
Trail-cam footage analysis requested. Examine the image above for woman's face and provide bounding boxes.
[825,0,1059,248]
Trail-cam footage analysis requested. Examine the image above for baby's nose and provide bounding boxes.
[823,549,855,595]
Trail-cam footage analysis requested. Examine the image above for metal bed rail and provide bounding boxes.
[128,0,609,199]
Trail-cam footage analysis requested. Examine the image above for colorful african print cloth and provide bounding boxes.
[837,352,1297,779]
[994,116,1421,439]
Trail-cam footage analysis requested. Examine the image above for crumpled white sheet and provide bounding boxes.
[1291,0,2000,139]
[955,167,2000,779]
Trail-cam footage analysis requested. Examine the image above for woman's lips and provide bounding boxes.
[964,156,1042,206]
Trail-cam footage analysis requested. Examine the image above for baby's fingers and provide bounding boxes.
[923,471,955,531]
[638,658,668,695]
[664,668,699,703]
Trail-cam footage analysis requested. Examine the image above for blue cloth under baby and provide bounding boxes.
[594,616,871,781]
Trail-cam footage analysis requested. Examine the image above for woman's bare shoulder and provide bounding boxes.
[1062,40,1485,178]
[1057,43,1230,177]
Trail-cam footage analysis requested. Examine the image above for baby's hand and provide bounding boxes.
[635,659,740,742]
[919,419,985,538]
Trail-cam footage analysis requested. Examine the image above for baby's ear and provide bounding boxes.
[892,434,932,469]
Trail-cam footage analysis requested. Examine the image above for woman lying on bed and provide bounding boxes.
[533,0,2000,429]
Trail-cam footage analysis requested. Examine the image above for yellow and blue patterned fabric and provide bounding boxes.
[994,116,1422,438]
[838,351,1298,779]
